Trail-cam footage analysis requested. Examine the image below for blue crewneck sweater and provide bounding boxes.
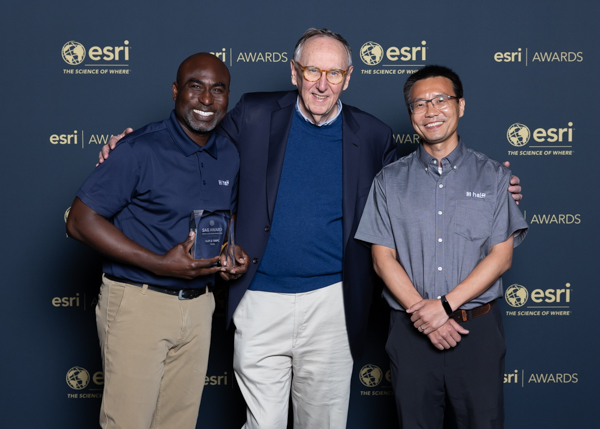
[249,109,343,293]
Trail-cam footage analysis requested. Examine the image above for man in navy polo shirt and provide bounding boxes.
[66,52,248,429]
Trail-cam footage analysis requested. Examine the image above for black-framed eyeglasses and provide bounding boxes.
[409,95,459,113]
[295,62,348,85]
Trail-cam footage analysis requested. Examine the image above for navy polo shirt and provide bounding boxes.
[76,110,239,289]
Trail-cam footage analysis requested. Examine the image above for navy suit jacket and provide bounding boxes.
[218,90,396,358]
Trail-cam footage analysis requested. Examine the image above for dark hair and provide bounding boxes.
[403,65,463,108]
[293,28,352,67]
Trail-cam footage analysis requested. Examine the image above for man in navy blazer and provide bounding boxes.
[220,91,396,355]
[217,29,396,428]
[221,88,395,352]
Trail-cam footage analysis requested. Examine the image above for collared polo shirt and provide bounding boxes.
[77,110,239,289]
[355,139,528,311]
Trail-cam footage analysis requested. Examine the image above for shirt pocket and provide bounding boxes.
[454,200,493,241]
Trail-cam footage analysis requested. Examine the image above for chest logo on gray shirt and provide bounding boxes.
[466,191,486,199]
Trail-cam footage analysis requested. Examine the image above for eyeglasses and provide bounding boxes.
[409,95,459,113]
[295,62,348,85]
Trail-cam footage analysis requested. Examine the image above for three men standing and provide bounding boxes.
[97,32,523,429]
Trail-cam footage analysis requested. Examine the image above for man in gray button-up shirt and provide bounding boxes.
[356,65,528,428]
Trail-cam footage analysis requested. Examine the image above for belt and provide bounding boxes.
[449,300,496,323]
[104,274,213,300]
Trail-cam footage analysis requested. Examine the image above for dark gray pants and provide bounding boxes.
[386,303,505,429]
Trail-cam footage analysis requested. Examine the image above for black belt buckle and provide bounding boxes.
[178,288,202,300]
[177,283,213,300]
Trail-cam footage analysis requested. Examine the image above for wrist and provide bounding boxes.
[437,295,453,316]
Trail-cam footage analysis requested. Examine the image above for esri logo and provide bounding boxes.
[504,284,528,307]
[61,40,131,76]
[507,123,531,147]
[506,122,574,156]
[360,42,384,65]
[66,367,104,399]
[359,40,428,76]
[493,48,583,66]
[504,283,572,317]
[62,41,86,65]
[66,366,90,390]
[61,40,130,65]
[359,364,383,387]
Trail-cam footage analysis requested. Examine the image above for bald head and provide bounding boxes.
[172,52,231,146]
[176,52,230,87]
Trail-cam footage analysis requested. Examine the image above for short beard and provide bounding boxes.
[183,110,222,133]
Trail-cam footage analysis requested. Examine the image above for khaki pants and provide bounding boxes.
[233,282,353,429]
[96,275,215,429]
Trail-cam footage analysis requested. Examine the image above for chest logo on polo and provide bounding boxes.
[466,191,486,199]
[218,180,230,186]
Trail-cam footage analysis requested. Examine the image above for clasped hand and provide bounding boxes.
[407,299,469,350]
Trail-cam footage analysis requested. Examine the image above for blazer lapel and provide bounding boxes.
[342,107,361,249]
[266,92,296,223]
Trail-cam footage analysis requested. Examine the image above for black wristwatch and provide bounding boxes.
[438,295,453,316]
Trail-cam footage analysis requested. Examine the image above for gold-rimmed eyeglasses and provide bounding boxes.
[295,62,348,85]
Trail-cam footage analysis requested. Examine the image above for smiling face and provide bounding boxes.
[291,36,353,125]
[172,53,230,146]
[409,76,465,155]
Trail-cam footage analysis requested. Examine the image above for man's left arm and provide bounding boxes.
[408,236,514,335]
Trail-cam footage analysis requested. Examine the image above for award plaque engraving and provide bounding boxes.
[189,210,229,260]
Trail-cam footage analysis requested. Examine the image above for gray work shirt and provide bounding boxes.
[355,139,528,311]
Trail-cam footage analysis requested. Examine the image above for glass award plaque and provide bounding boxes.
[189,210,229,260]
[225,216,237,269]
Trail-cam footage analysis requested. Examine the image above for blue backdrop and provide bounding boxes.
[1,1,598,427]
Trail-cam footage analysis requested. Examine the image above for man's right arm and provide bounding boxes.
[66,197,221,279]
[371,244,422,311]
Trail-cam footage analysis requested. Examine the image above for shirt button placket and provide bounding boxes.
[198,154,207,188]
[435,176,445,294]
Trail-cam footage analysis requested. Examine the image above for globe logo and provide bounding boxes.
[62,41,86,65]
[66,366,90,390]
[507,123,531,147]
[505,284,529,307]
[360,42,384,66]
[359,364,383,387]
